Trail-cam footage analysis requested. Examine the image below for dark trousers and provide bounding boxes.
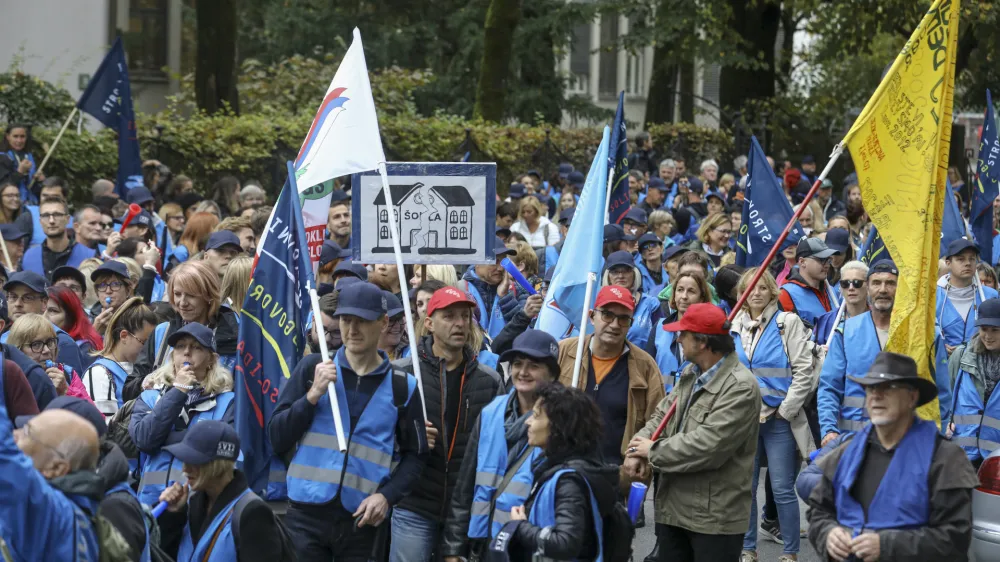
[285,501,381,562]
[656,523,743,562]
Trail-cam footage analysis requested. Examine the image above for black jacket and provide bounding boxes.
[442,390,529,557]
[511,455,619,561]
[392,336,504,521]
[159,470,284,562]
[491,309,534,357]
[124,305,240,401]
[97,441,147,562]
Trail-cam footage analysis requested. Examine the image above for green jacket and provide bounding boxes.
[634,352,760,535]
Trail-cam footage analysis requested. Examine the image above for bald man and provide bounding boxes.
[91,178,117,200]
[1,405,104,560]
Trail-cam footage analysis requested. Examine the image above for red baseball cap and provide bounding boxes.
[594,285,635,313]
[662,302,730,335]
[427,286,476,317]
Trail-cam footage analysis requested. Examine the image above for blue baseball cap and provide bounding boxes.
[0,224,25,241]
[383,290,404,318]
[567,171,585,188]
[320,240,351,267]
[978,299,1000,328]
[205,231,243,252]
[945,238,978,259]
[4,271,47,294]
[336,276,362,290]
[90,261,130,282]
[867,260,898,278]
[334,261,368,281]
[15,396,108,438]
[603,250,637,273]
[498,329,561,375]
[558,163,574,179]
[126,210,153,230]
[495,226,512,239]
[558,208,575,225]
[52,265,87,288]
[623,208,648,225]
[163,420,241,465]
[166,322,217,352]
[825,228,851,254]
[688,177,704,194]
[802,155,815,164]
[705,190,726,204]
[509,183,526,199]
[603,224,636,243]
[334,282,388,321]
[637,233,662,251]
[647,178,668,191]
[663,245,690,262]
[495,236,516,257]
[126,186,154,206]
[330,189,350,205]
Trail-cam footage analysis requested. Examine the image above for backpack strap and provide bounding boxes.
[229,491,260,554]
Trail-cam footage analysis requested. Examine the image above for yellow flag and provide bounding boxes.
[842,0,960,424]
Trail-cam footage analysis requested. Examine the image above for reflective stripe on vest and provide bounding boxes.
[106,482,152,562]
[833,419,934,531]
[528,468,605,562]
[732,314,793,408]
[626,294,660,350]
[91,357,129,409]
[176,489,249,562]
[837,313,881,429]
[936,285,998,347]
[136,390,236,505]
[782,283,828,326]
[951,367,1000,462]
[652,324,684,394]
[286,350,415,510]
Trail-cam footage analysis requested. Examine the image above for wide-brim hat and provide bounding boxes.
[846,351,938,406]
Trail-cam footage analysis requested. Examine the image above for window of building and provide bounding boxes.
[125,0,169,80]
[569,23,591,95]
[380,226,389,239]
[460,210,468,223]
[598,14,618,98]
[450,210,459,223]
[459,227,468,240]
[380,209,388,222]
[450,226,458,239]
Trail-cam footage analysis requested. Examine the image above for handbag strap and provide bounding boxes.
[201,506,237,562]
[487,446,534,526]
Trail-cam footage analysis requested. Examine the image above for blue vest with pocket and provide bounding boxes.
[25,204,45,246]
[105,481,152,562]
[136,390,236,505]
[835,313,882,432]
[21,242,95,276]
[528,468,604,562]
[781,283,828,326]
[651,325,685,393]
[936,284,999,347]
[466,278,506,340]
[469,392,542,539]
[176,489,250,562]
[951,366,1000,462]
[733,314,793,408]
[627,294,660,349]
[637,261,668,297]
[286,350,416,510]
[544,246,560,272]
[833,419,934,531]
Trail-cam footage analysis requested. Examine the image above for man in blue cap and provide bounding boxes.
[937,238,998,353]
[333,260,368,288]
[441,329,561,560]
[603,224,636,259]
[566,171,585,197]
[202,230,244,279]
[823,227,853,302]
[271,281,428,561]
[21,197,95,276]
[778,237,838,327]
[623,207,649,241]
[640,178,669,215]
[506,182,526,203]
[2,271,86,375]
[461,236,517,340]
[0,223,25,273]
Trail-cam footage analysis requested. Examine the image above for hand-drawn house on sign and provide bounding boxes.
[373,182,477,255]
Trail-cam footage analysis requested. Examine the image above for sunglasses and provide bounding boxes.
[840,279,865,289]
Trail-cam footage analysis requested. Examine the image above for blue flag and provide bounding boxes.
[235,162,315,499]
[942,178,966,255]
[607,92,631,224]
[973,89,1000,264]
[736,136,805,267]
[76,37,143,198]
[859,226,890,265]
[536,127,610,338]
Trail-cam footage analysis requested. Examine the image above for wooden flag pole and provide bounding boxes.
[29,107,78,190]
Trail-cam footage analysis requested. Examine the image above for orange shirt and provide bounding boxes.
[592,352,622,386]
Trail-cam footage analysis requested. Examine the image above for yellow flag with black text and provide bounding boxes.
[842,0,959,424]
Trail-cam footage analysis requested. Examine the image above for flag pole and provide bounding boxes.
[29,107,78,190]
[308,283,347,452]
[0,236,13,273]
[728,142,846,322]
[825,301,847,347]
[377,162,428,419]
[571,272,597,388]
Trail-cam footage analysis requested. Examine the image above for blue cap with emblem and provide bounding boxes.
[164,420,241,465]
[333,282,388,321]
[166,322,216,352]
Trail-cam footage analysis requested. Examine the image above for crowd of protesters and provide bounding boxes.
[0,124,990,562]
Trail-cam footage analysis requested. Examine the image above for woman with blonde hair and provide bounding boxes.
[684,212,734,268]
[170,211,220,271]
[408,264,459,289]
[9,313,93,403]
[731,267,817,562]
[83,297,159,416]
[221,255,253,314]
[510,196,560,248]
[158,201,186,244]
[510,241,539,278]
[129,323,236,505]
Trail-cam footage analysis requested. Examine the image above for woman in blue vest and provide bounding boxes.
[731,268,818,562]
[644,270,711,394]
[949,298,1000,468]
[128,323,235,522]
[83,297,158,417]
[2,124,40,204]
[636,233,669,297]
[0,181,38,247]
[602,250,662,349]
[441,329,560,560]
[507,384,617,561]
[157,420,286,562]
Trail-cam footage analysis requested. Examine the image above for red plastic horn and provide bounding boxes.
[119,203,143,231]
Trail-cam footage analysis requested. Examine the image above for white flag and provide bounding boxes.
[294,27,385,266]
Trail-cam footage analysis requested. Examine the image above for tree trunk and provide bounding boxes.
[718,0,781,113]
[474,0,523,122]
[196,0,240,115]
[644,47,677,126]
[679,60,695,122]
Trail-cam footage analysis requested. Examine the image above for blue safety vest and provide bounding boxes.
[544,246,560,272]
[781,283,829,326]
[637,261,668,297]
[478,349,499,371]
[105,482,152,562]
[651,324,685,394]
[176,489,250,562]
[528,468,604,562]
[627,294,660,349]
[150,275,167,303]
[832,313,882,433]
[469,393,542,539]
[286,350,416,510]
[936,284,998,347]
[951,365,1000,462]
[25,204,45,247]
[90,357,129,409]
[465,277,506,340]
[21,242,95,276]
[136,390,236,505]
[833,419,934,531]
[732,314,793,408]
[5,151,36,204]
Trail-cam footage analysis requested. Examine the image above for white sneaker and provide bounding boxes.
[740,551,758,562]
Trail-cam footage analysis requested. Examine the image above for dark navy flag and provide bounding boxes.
[607,92,631,224]
[736,136,805,267]
[235,162,314,499]
[860,226,890,265]
[973,89,1000,263]
[76,37,143,198]
[942,178,967,255]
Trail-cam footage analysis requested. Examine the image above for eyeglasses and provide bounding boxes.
[8,293,42,304]
[100,222,114,229]
[19,422,65,459]
[39,212,67,221]
[95,281,126,292]
[127,331,148,345]
[23,337,58,353]
[713,228,733,237]
[840,279,865,289]
[594,308,633,326]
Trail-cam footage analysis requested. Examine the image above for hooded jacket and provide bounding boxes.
[97,441,148,561]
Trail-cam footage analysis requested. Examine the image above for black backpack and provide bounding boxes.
[602,501,635,562]
[106,398,140,460]
[231,492,296,562]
